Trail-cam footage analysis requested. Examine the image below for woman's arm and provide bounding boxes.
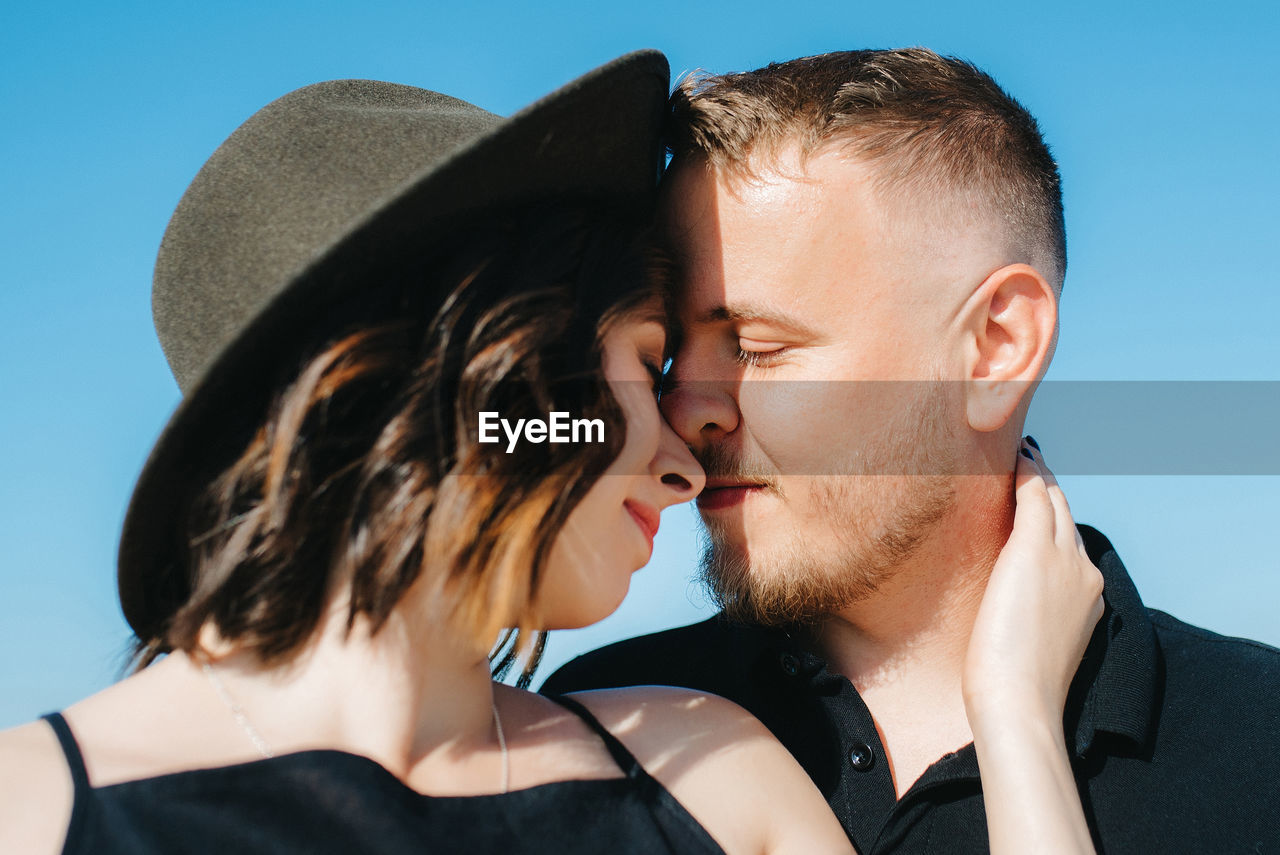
[963,441,1103,855]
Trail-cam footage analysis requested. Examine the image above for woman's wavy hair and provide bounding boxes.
[131,201,660,687]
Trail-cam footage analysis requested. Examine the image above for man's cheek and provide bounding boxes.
[740,381,901,475]
[737,382,840,474]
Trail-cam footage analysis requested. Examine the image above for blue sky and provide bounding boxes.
[2,0,1277,727]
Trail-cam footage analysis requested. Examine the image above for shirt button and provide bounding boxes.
[778,653,801,677]
[848,742,875,772]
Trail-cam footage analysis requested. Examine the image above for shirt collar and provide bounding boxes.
[744,524,1161,758]
[1067,524,1161,756]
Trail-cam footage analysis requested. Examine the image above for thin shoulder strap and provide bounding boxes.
[548,694,644,779]
[41,712,91,792]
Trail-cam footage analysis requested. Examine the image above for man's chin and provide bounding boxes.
[696,497,786,556]
[697,541,859,627]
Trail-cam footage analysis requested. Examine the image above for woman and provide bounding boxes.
[0,52,1101,854]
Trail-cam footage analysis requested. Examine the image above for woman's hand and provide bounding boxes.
[963,438,1104,723]
[963,438,1103,855]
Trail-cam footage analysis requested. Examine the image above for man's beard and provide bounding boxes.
[696,381,959,626]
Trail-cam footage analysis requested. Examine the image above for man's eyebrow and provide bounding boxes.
[696,304,821,338]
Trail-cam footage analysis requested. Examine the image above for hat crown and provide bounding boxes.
[153,80,502,392]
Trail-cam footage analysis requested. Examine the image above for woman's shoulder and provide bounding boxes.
[560,686,853,855]
[563,685,766,735]
[0,656,227,855]
[559,686,784,772]
[558,685,799,786]
[0,718,76,855]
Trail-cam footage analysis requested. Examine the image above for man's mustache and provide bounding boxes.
[693,442,782,493]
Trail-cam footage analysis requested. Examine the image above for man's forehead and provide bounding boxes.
[660,148,883,249]
[658,145,1009,325]
[659,150,880,315]
[656,159,718,263]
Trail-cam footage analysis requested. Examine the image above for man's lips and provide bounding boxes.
[697,480,768,511]
[624,500,660,547]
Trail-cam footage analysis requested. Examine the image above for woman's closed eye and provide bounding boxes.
[645,361,665,396]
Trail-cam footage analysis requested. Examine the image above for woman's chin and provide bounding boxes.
[537,581,633,631]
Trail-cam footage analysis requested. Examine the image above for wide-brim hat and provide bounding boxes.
[118,50,670,639]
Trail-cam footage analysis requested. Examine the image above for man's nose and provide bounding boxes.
[659,374,741,453]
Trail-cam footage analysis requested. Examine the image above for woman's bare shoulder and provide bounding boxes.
[0,719,75,855]
[563,687,853,855]
[0,659,192,854]
[564,686,767,744]
[561,685,799,789]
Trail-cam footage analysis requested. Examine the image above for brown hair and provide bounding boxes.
[667,48,1066,287]
[132,202,657,687]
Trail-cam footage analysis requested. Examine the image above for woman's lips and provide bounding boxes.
[697,484,766,511]
[624,500,660,550]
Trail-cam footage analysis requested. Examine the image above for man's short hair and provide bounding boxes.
[667,48,1066,288]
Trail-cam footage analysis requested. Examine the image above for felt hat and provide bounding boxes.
[118,50,670,638]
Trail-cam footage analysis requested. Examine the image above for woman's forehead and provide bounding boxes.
[627,293,668,327]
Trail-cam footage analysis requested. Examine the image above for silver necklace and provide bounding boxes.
[492,693,510,794]
[203,661,510,793]
[202,661,274,759]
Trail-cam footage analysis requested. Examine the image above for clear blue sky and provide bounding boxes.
[2,0,1277,728]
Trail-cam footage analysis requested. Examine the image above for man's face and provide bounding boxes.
[659,147,986,624]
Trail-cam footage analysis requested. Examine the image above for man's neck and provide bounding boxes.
[813,474,1015,796]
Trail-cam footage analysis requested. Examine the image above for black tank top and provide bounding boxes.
[43,695,728,854]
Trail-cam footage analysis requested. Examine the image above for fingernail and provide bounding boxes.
[1019,447,1036,461]
[1025,435,1040,451]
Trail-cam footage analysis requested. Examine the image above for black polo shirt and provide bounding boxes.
[541,525,1280,853]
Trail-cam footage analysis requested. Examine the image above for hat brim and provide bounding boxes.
[118,51,670,639]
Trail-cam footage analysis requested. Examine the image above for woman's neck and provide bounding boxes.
[191,597,502,781]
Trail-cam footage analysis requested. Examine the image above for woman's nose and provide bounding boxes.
[650,419,706,506]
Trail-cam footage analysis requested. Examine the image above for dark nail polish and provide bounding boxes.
[1020,447,1035,461]
[1025,435,1040,451]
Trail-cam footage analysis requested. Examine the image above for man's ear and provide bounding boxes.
[961,263,1058,432]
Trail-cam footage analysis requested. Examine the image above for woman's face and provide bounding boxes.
[537,309,705,629]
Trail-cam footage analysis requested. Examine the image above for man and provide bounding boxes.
[543,49,1280,853]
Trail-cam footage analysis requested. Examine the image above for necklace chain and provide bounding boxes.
[492,695,509,794]
[202,662,509,792]
[202,662,274,759]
